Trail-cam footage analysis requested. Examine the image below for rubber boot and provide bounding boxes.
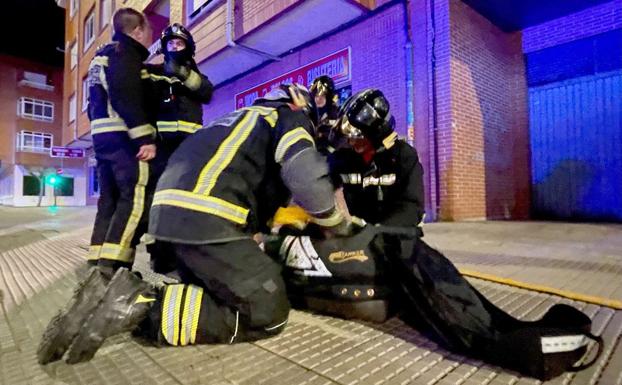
[37,267,109,364]
[65,268,158,364]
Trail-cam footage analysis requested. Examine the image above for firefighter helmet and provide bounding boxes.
[160,23,196,56]
[310,76,335,98]
[254,83,318,128]
[337,89,397,150]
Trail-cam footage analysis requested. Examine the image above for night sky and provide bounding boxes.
[1,0,65,67]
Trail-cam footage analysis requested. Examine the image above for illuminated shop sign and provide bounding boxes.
[235,47,351,108]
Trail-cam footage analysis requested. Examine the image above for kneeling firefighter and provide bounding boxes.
[37,84,358,364]
[267,90,603,381]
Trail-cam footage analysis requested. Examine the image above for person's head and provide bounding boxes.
[253,83,318,128]
[310,75,336,109]
[336,89,397,152]
[113,8,152,48]
[160,23,195,62]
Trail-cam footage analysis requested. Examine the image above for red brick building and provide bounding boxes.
[61,0,621,220]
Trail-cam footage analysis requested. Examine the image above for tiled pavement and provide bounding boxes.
[1,221,622,385]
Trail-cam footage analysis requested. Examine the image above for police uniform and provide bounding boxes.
[86,32,157,270]
[145,96,344,345]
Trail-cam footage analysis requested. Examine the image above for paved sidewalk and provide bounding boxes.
[1,218,621,385]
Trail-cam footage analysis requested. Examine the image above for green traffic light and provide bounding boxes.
[49,176,57,185]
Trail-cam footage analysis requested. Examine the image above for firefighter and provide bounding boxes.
[309,75,340,154]
[85,8,158,273]
[38,84,358,364]
[268,88,426,322]
[145,23,213,273]
[329,88,425,231]
[147,23,213,157]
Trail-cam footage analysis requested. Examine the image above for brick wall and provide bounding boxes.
[203,3,409,138]
[523,0,622,53]
[440,0,529,220]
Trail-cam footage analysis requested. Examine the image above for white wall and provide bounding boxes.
[10,165,87,207]
[0,165,15,205]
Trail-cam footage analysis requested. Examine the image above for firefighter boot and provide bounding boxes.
[65,268,158,364]
[37,267,109,365]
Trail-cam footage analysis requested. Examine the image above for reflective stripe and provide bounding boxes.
[274,127,315,163]
[189,287,203,344]
[162,284,184,346]
[153,189,249,225]
[91,118,127,135]
[128,124,155,139]
[230,311,239,344]
[87,245,101,261]
[180,285,203,346]
[90,55,108,67]
[120,161,149,248]
[340,173,361,184]
[157,120,202,134]
[310,210,344,228]
[193,111,259,195]
[265,318,288,331]
[145,71,181,84]
[99,243,135,262]
[246,106,278,127]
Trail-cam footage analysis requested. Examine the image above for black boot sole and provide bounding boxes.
[65,268,154,364]
[37,268,109,364]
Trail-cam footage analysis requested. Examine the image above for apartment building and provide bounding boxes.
[0,55,87,206]
[61,0,621,221]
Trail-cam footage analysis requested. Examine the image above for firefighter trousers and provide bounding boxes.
[139,239,290,345]
[88,146,163,270]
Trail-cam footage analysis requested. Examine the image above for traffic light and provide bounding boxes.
[45,174,58,186]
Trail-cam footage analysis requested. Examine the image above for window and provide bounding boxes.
[56,176,75,197]
[70,0,79,18]
[69,93,77,123]
[16,131,53,153]
[23,176,45,196]
[82,77,89,111]
[187,0,219,22]
[100,0,112,30]
[17,97,54,122]
[70,40,77,69]
[84,8,96,51]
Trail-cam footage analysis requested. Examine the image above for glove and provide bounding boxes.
[164,59,191,81]
[312,209,366,238]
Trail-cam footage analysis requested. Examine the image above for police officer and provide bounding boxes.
[85,8,158,272]
[147,23,213,157]
[145,23,213,273]
[309,75,339,154]
[38,84,357,364]
[329,88,425,230]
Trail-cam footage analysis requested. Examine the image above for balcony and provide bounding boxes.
[197,0,373,86]
[18,79,55,91]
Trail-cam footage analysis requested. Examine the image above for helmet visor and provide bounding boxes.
[339,116,364,139]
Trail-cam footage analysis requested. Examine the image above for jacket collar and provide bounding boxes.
[113,32,150,61]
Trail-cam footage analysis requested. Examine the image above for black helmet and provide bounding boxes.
[160,23,196,57]
[337,89,397,150]
[253,83,318,128]
[310,75,336,99]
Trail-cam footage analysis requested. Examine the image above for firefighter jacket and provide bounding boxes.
[149,104,338,244]
[329,140,425,228]
[145,62,213,152]
[87,32,156,151]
